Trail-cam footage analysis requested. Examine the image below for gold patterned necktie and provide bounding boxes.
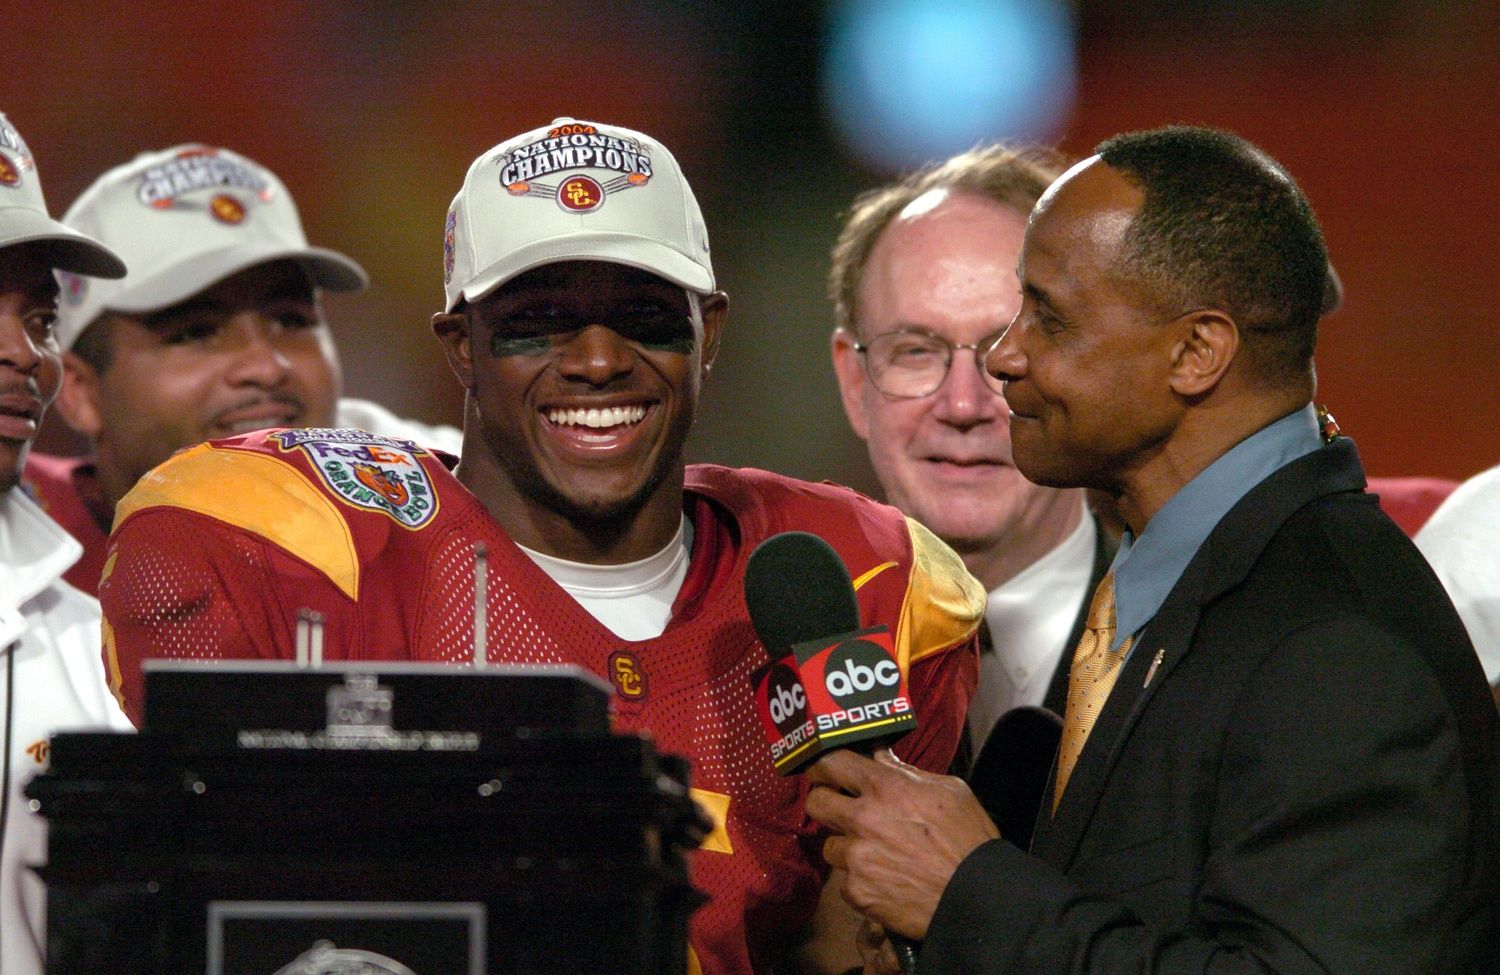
[1054,572,1133,810]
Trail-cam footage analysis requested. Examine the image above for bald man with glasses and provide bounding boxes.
[829,145,1115,833]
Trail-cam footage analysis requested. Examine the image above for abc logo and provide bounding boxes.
[822,638,901,705]
[768,681,807,725]
[825,658,899,697]
[762,660,809,733]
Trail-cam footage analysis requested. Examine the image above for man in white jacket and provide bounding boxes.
[0,110,134,975]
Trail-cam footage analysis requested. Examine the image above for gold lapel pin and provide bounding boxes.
[1144,648,1165,687]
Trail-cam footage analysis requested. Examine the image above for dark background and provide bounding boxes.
[11,1,1498,497]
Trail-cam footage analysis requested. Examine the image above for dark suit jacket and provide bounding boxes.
[921,437,1499,975]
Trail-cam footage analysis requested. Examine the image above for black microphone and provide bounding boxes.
[967,705,1062,852]
[746,531,915,773]
[744,531,921,973]
[744,529,862,652]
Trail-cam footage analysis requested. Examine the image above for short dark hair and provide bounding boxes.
[829,143,1067,334]
[1095,126,1327,384]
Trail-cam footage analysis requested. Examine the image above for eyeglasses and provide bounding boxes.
[851,328,1008,399]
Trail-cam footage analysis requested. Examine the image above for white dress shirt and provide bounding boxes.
[967,502,1094,757]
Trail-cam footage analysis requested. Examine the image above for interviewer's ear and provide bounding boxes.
[1168,310,1238,397]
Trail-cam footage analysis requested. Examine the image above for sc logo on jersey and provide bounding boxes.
[609,651,647,700]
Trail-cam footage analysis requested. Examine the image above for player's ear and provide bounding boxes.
[54,350,105,438]
[432,309,474,390]
[830,327,871,440]
[698,291,727,378]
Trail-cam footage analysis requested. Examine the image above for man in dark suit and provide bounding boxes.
[805,125,1498,975]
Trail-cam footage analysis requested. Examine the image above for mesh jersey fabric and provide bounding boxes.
[99,427,983,975]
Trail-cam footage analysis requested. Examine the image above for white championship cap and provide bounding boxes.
[442,117,714,312]
[55,143,368,349]
[0,112,125,279]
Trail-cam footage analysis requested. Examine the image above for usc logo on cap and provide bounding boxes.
[559,175,604,213]
[0,153,20,187]
[210,194,247,224]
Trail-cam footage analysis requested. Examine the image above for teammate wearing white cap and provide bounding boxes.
[0,110,133,975]
[22,144,460,594]
[99,118,983,975]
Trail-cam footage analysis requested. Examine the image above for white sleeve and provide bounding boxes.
[1416,464,1500,686]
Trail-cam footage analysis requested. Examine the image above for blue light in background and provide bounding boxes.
[824,0,1078,170]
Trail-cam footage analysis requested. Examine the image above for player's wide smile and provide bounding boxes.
[539,399,656,452]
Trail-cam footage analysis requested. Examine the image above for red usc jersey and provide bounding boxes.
[100,428,983,975]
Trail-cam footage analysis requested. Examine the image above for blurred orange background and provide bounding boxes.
[11,1,1499,496]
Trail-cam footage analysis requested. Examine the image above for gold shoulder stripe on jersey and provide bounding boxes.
[113,443,362,600]
[851,560,898,591]
[689,788,733,855]
[894,516,985,666]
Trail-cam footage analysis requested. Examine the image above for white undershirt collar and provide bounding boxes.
[517,516,693,641]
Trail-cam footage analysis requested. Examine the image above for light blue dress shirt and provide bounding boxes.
[1110,404,1325,653]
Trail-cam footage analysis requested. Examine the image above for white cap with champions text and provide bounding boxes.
[442,117,714,312]
[55,143,368,349]
[0,112,125,279]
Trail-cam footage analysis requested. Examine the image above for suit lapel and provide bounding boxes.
[1036,600,1201,865]
[1034,438,1369,868]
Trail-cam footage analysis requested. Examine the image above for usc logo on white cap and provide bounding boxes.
[560,176,604,212]
[210,194,247,224]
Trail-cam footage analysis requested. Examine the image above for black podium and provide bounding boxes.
[27,662,706,975]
